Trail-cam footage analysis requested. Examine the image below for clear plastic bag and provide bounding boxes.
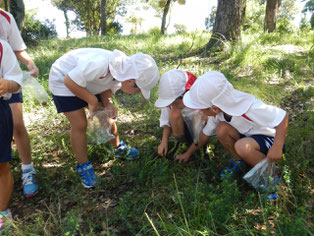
[22,71,50,104]
[181,108,206,145]
[86,108,115,145]
[243,158,281,193]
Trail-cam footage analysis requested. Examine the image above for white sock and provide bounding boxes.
[22,163,34,171]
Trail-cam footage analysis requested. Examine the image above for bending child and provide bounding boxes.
[155,69,208,160]
[49,48,159,188]
[181,71,288,181]
[0,7,39,197]
[0,40,23,232]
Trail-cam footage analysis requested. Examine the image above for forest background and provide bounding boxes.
[1,0,313,235]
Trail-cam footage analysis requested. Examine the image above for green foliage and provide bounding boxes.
[22,10,57,44]
[9,31,314,235]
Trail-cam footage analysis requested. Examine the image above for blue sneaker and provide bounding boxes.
[115,141,139,160]
[220,158,250,179]
[22,169,38,197]
[76,161,96,188]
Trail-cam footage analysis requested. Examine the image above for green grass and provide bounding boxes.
[4,30,314,235]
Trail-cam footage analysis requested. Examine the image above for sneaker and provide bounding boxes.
[167,142,189,160]
[114,140,139,160]
[76,161,96,188]
[0,209,13,232]
[22,169,38,198]
[220,158,250,179]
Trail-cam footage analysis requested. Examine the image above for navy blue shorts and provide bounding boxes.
[246,134,285,155]
[7,91,23,104]
[52,94,102,113]
[0,98,13,163]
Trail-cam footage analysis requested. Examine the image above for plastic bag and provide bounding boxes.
[243,158,281,193]
[86,108,115,145]
[22,71,50,104]
[181,108,206,145]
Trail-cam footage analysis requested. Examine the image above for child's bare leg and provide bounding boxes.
[64,109,88,165]
[9,103,31,164]
[234,138,265,166]
[0,162,14,211]
[169,108,184,137]
[216,122,241,159]
[108,118,120,148]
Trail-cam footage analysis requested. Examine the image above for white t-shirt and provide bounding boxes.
[49,48,121,96]
[202,98,286,137]
[0,40,22,99]
[0,9,26,51]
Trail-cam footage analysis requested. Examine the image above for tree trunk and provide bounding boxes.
[9,0,25,31]
[264,0,280,32]
[4,0,9,11]
[101,0,107,35]
[63,10,70,39]
[161,0,171,35]
[206,0,246,51]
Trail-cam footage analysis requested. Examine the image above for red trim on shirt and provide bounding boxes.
[185,71,197,90]
[0,10,11,23]
[0,42,3,66]
[241,114,253,122]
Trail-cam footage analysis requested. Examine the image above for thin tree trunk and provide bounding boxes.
[63,10,70,39]
[264,0,280,32]
[101,0,107,35]
[206,0,246,51]
[161,0,171,35]
[4,0,8,11]
[10,0,25,31]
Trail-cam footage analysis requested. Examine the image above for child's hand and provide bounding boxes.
[267,145,282,162]
[176,152,190,163]
[158,141,168,157]
[105,102,117,119]
[88,102,98,120]
[0,78,9,95]
[27,61,39,77]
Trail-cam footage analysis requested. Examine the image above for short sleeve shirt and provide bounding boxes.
[0,9,26,51]
[202,98,286,137]
[0,40,22,85]
[48,48,121,96]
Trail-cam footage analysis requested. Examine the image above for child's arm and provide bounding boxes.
[0,77,20,95]
[158,126,171,157]
[64,75,98,115]
[100,89,116,119]
[267,114,288,162]
[14,50,39,77]
[176,132,210,163]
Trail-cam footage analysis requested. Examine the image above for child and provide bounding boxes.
[49,48,159,188]
[0,7,39,197]
[0,39,23,231]
[180,71,288,179]
[155,69,208,160]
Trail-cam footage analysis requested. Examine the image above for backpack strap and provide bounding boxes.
[0,42,3,66]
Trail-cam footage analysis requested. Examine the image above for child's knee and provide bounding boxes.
[215,122,229,138]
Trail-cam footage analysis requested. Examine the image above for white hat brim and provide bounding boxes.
[154,97,176,108]
[140,88,150,100]
[183,91,208,110]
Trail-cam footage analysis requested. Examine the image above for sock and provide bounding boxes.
[22,163,34,171]
[0,209,10,216]
[174,134,187,143]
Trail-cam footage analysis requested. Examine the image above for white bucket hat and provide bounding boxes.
[154,69,188,108]
[108,50,159,99]
[183,71,255,116]
[131,52,159,99]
